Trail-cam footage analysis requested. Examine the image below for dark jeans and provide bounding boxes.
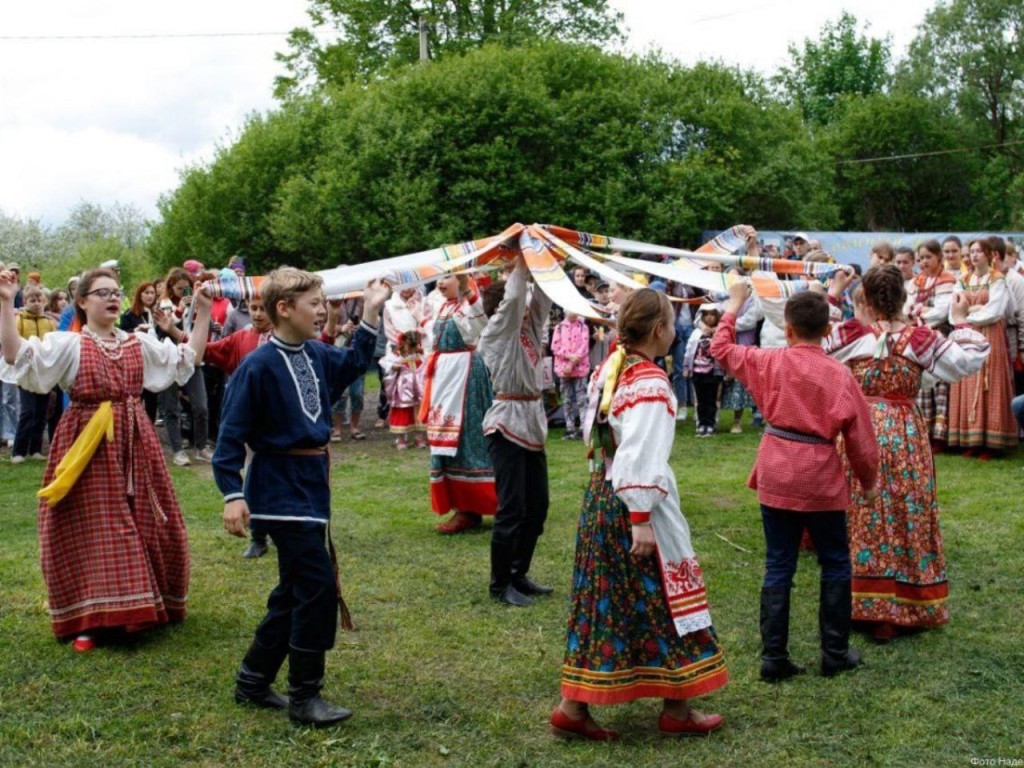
[159,368,208,452]
[253,522,338,653]
[373,354,389,421]
[670,323,694,405]
[13,388,49,457]
[486,433,549,590]
[692,372,722,428]
[760,504,851,589]
[204,365,225,440]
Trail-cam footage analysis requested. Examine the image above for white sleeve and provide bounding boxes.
[0,332,80,393]
[756,295,788,330]
[735,297,764,332]
[453,292,488,347]
[138,332,197,392]
[964,279,1009,326]
[910,327,991,383]
[682,331,700,373]
[922,282,954,328]
[610,375,675,521]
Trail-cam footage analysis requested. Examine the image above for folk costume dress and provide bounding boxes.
[381,349,424,435]
[560,352,728,705]
[420,289,497,517]
[825,320,989,628]
[0,329,196,639]
[946,272,1018,451]
[905,270,957,441]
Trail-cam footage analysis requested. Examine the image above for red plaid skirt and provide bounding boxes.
[38,336,190,639]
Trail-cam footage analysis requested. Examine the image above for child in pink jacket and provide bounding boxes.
[552,311,590,439]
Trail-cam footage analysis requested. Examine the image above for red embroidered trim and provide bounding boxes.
[611,389,675,418]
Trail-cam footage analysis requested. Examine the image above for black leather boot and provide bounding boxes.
[820,579,862,677]
[759,587,806,682]
[287,649,353,727]
[235,640,289,709]
[243,533,269,559]
[510,534,552,596]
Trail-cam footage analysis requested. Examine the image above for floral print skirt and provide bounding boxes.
[560,472,727,705]
[844,402,949,628]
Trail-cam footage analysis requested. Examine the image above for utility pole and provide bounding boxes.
[418,14,429,61]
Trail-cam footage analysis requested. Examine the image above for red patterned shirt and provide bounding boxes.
[710,312,878,512]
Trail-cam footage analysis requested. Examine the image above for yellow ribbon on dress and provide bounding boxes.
[599,346,628,416]
[38,401,115,506]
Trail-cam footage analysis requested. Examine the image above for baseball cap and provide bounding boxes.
[791,232,810,243]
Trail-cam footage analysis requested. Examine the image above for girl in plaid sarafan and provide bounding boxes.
[0,267,213,652]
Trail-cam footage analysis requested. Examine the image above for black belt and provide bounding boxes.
[764,424,830,445]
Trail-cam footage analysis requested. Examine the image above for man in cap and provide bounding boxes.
[790,233,811,261]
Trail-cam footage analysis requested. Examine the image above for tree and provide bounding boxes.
[827,93,980,230]
[273,0,624,97]
[155,42,836,272]
[901,0,1023,147]
[775,12,891,126]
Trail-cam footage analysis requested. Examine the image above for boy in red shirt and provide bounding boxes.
[711,284,879,680]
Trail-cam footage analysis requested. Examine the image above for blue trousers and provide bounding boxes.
[760,505,851,589]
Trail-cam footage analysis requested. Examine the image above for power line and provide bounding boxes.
[0,31,301,41]
[835,138,1024,165]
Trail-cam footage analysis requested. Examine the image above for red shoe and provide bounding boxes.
[436,512,482,535]
[976,450,993,462]
[72,635,95,653]
[549,707,619,741]
[872,622,898,643]
[658,709,724,736]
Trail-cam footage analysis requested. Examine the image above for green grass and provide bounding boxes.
[1,416,1022,768]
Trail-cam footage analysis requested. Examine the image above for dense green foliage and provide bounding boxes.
[1,417,1021,767]
[152,43,837,272]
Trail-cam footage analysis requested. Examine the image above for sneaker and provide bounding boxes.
[730,423,743,434]
[30,452,46,460]
[11,455,26,465]
[374,418,387,429]
[172,451,191,467]
[154,418,164,426]
[676,408,688,422]
[195,447,215,462]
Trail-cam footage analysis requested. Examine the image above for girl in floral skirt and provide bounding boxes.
[551,288,728,741]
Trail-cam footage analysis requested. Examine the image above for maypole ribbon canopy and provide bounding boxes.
[200,223,848,315]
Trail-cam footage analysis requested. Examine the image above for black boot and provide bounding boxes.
[243,533,269,559]
[759,587,806,682]
[510,532,552,596]
[287,649,353,727]
[235,640,289,709]
[820,579,862,677]
[490,539,533,606]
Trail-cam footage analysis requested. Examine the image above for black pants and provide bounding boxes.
[760,505,850,588]
[486,433,549,592]
[204,365,225,440]
[13,388,49,457]
[692,372,723,429]
[373,354,389,421]
[253,522,338,653]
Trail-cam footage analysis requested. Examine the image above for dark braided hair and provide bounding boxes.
[861,265,907,321]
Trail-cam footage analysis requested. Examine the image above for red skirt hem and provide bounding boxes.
[430,479,497,516]
[560,667,729,705]
[52,604,185,640]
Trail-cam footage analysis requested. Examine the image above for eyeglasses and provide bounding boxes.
[84,288,124,300]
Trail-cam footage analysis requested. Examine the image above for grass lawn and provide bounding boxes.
[1,413,1022,768]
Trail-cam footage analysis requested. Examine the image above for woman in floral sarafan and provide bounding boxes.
[826,266,989,641]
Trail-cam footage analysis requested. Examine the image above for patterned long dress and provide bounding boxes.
[427,302,497,516]
[827,323,990,630]
[3,332,192,639]
[561,356,727,704]
[947,273,1018,451]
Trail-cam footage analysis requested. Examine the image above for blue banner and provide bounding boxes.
[703,230,1024,268]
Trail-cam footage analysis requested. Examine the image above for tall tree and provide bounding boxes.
[775,12,891,126]
[274,0,624,97]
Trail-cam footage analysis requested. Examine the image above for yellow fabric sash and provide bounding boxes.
[598,346,627,416]
[38,401,115,506]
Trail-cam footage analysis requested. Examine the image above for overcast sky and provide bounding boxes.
[0,0,936,226]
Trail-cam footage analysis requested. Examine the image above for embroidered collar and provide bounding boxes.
[270,335,305,352]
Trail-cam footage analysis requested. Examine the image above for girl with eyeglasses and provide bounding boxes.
[0,266,212,652]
